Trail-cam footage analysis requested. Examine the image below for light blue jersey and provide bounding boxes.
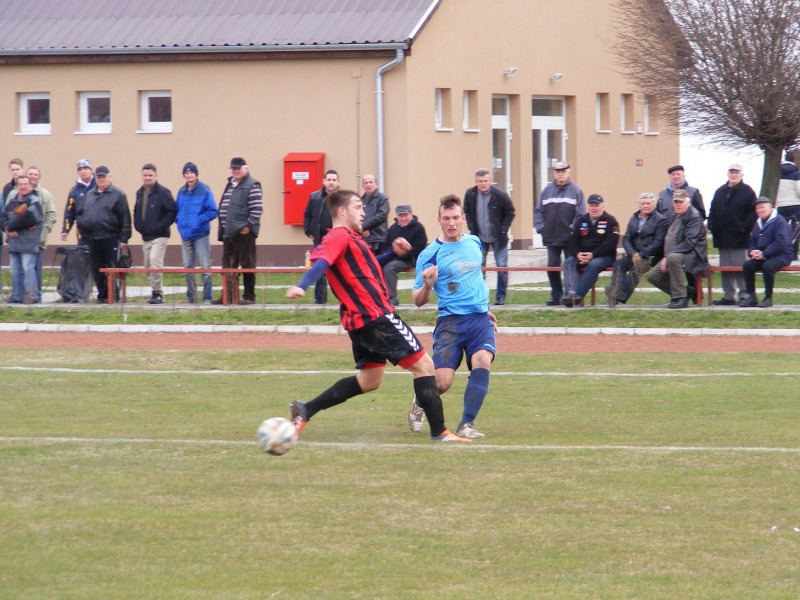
[413,233,489,316]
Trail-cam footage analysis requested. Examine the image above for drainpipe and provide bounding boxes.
[375,48,405,189]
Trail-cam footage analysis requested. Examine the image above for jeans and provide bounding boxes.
[312,240,328,304]
[480,240,509,301]
[181,235,213,303]
[9,251,38,303]
[546,245,568,300]
[563,255,615,300]
[610,255,653,302]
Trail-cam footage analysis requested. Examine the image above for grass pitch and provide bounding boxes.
[2,349,800,599]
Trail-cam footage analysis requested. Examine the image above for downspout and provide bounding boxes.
[375,48,405,189]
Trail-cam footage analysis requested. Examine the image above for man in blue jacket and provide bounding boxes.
[0,175,44,303]
[176,162,217,304]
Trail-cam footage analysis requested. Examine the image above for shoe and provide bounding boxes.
[712,298,737,306]
[407,395,425,433]
[238,299,255,305]
[737,294,757,307]
[687,286,699,305]
[95,298,107,304]
[431,429,471,443]
[494,298,505,306]
[210,297,225,305]
[561,294,576,308]
[667,297,688,309]
[290,401,308,435]
[147,291,163,305]
[758,296,773,308]
[545,298,561,306]
[455,423,485,439]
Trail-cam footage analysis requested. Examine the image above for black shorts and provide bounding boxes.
[348,313,426,370]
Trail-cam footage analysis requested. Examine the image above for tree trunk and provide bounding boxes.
[759,146,782,202]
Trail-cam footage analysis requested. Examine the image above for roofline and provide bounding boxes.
[408,0,442,40]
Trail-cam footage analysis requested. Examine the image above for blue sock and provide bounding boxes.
[461,368,490,427]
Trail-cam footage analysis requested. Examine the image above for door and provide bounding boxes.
[531,97,566,247]
[492,96,511,194]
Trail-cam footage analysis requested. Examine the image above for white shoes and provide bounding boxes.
[455,423,485,439]
[407,396,425,433]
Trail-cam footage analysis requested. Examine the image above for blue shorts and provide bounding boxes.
[432,312,496,371]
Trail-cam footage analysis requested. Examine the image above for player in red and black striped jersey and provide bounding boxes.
[285,189,468,443]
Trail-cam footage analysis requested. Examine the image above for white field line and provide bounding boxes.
[1,436,799,454]
[1,366,799,378]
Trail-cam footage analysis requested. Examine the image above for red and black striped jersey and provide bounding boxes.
[312,226,394,330]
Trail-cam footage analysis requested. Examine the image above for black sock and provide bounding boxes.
[305,375,364,419]
[413,376,446,437]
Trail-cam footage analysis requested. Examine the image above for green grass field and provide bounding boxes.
[2,348,800,599]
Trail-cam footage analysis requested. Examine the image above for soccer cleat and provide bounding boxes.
[407,395,425,433]
[290,401,308,435]
[431,429,471,443]
[455,423,485,439]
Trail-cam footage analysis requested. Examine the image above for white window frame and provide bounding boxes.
[620,93,635,134]
[462,90,480,133]
[138,90,172,133]
[78,91,112,134]
[435,88,453,131]
[18,93,51,135]
[595,93,610,133]
[643,94,660,135]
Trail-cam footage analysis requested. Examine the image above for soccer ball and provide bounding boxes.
[257,417,298,456]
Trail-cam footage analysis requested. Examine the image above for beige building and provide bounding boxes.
[0,0,677,266]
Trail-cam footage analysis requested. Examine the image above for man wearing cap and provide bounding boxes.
[707,164,757,305]
[360,174,389,252]
[303,169,339,304]
[606,192,667,305]
[214,157,262,305]
[76,166,132,303]
[133,163,176,305]
[380,204,428,305]
[561,194,619,307]
[535,161,586,305]
[61,159,96,245]
[739,197,793,308]
[647,190,709,309]
[656,165,705,221]
[176,162,217,304]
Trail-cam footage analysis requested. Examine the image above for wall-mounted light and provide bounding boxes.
[504,67,518,78]
[550,72,564,83]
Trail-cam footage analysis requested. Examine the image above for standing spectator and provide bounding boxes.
[707,163,757,305]
[2,158,24,202]
[381,204,427,306]
[776,148,800,258]
[360,173,389,252]
[76,166,132,303]
[213,157,262,305]
[133,163,176,305]
[303,169,339,304]
[175,162,217,304]
[740,197,794,308]
[561,194,620,307]
[0,175,43,303]
[534,161,585,305]
[647,191,709,309]
[464,168,516,305]
[606,192,667,305]
[656,165,706,221]
[61,159,96,245]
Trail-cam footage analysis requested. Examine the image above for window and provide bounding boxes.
[644,95,659,135]
[462,90,479,132]
[620,93,635,133]
[435,88,452,131]
[18,93,51,135]
[78,91,111,134]
[595,93,610,132]
[139,90,172,133]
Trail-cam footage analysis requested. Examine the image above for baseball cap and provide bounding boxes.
[77,159,92,170]
[395,205,412,214]
[587,193,604,204]
[95,165,110,175]
[755,196,771,205]
[672,190,689,201]
[230,157,247,168]
[728,163,743,172]
[552,161,570,171]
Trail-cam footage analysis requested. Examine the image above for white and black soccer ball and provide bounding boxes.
[257,417,298,456]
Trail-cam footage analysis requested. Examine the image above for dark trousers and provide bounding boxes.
[546,245,568,300]
[87,236,119,301]
[743,257,789,297]
[222,233,257,301]
[312,239,328,304]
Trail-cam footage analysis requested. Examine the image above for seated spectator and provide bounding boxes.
[606,192,667,306]
[647,190,709,309]
[739,196,794,308]
[561,194,619,307]
[380,204,427,306]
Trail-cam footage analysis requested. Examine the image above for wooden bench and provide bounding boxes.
[699,265,800,305]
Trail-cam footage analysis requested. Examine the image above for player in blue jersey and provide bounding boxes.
[409,194,497,439]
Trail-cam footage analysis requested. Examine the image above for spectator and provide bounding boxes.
[0,175,43,303]
[647,190,709,309]
[606,192,667,305]
[381,204,427,306]
[303,169,339,304]
[175,162,217,304]
[776,148,800,258]
[535,161,585,305]
[656,165,706,221]
[133,163,176,305]
[61,159,96,245]
[464,168,516,305]
[707,163,757,305]
[76,166,132,303]
[360,173,389,252]
[2,158,23,202]
[561,194,620,307]
[740,196,794,308]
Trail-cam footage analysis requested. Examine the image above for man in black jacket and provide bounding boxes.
[380,204,427,305]
[360,174,389,252]
[606,192,667,305]
[302,169,339,304]
[133,163,176,305]
[463,168,515,305]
